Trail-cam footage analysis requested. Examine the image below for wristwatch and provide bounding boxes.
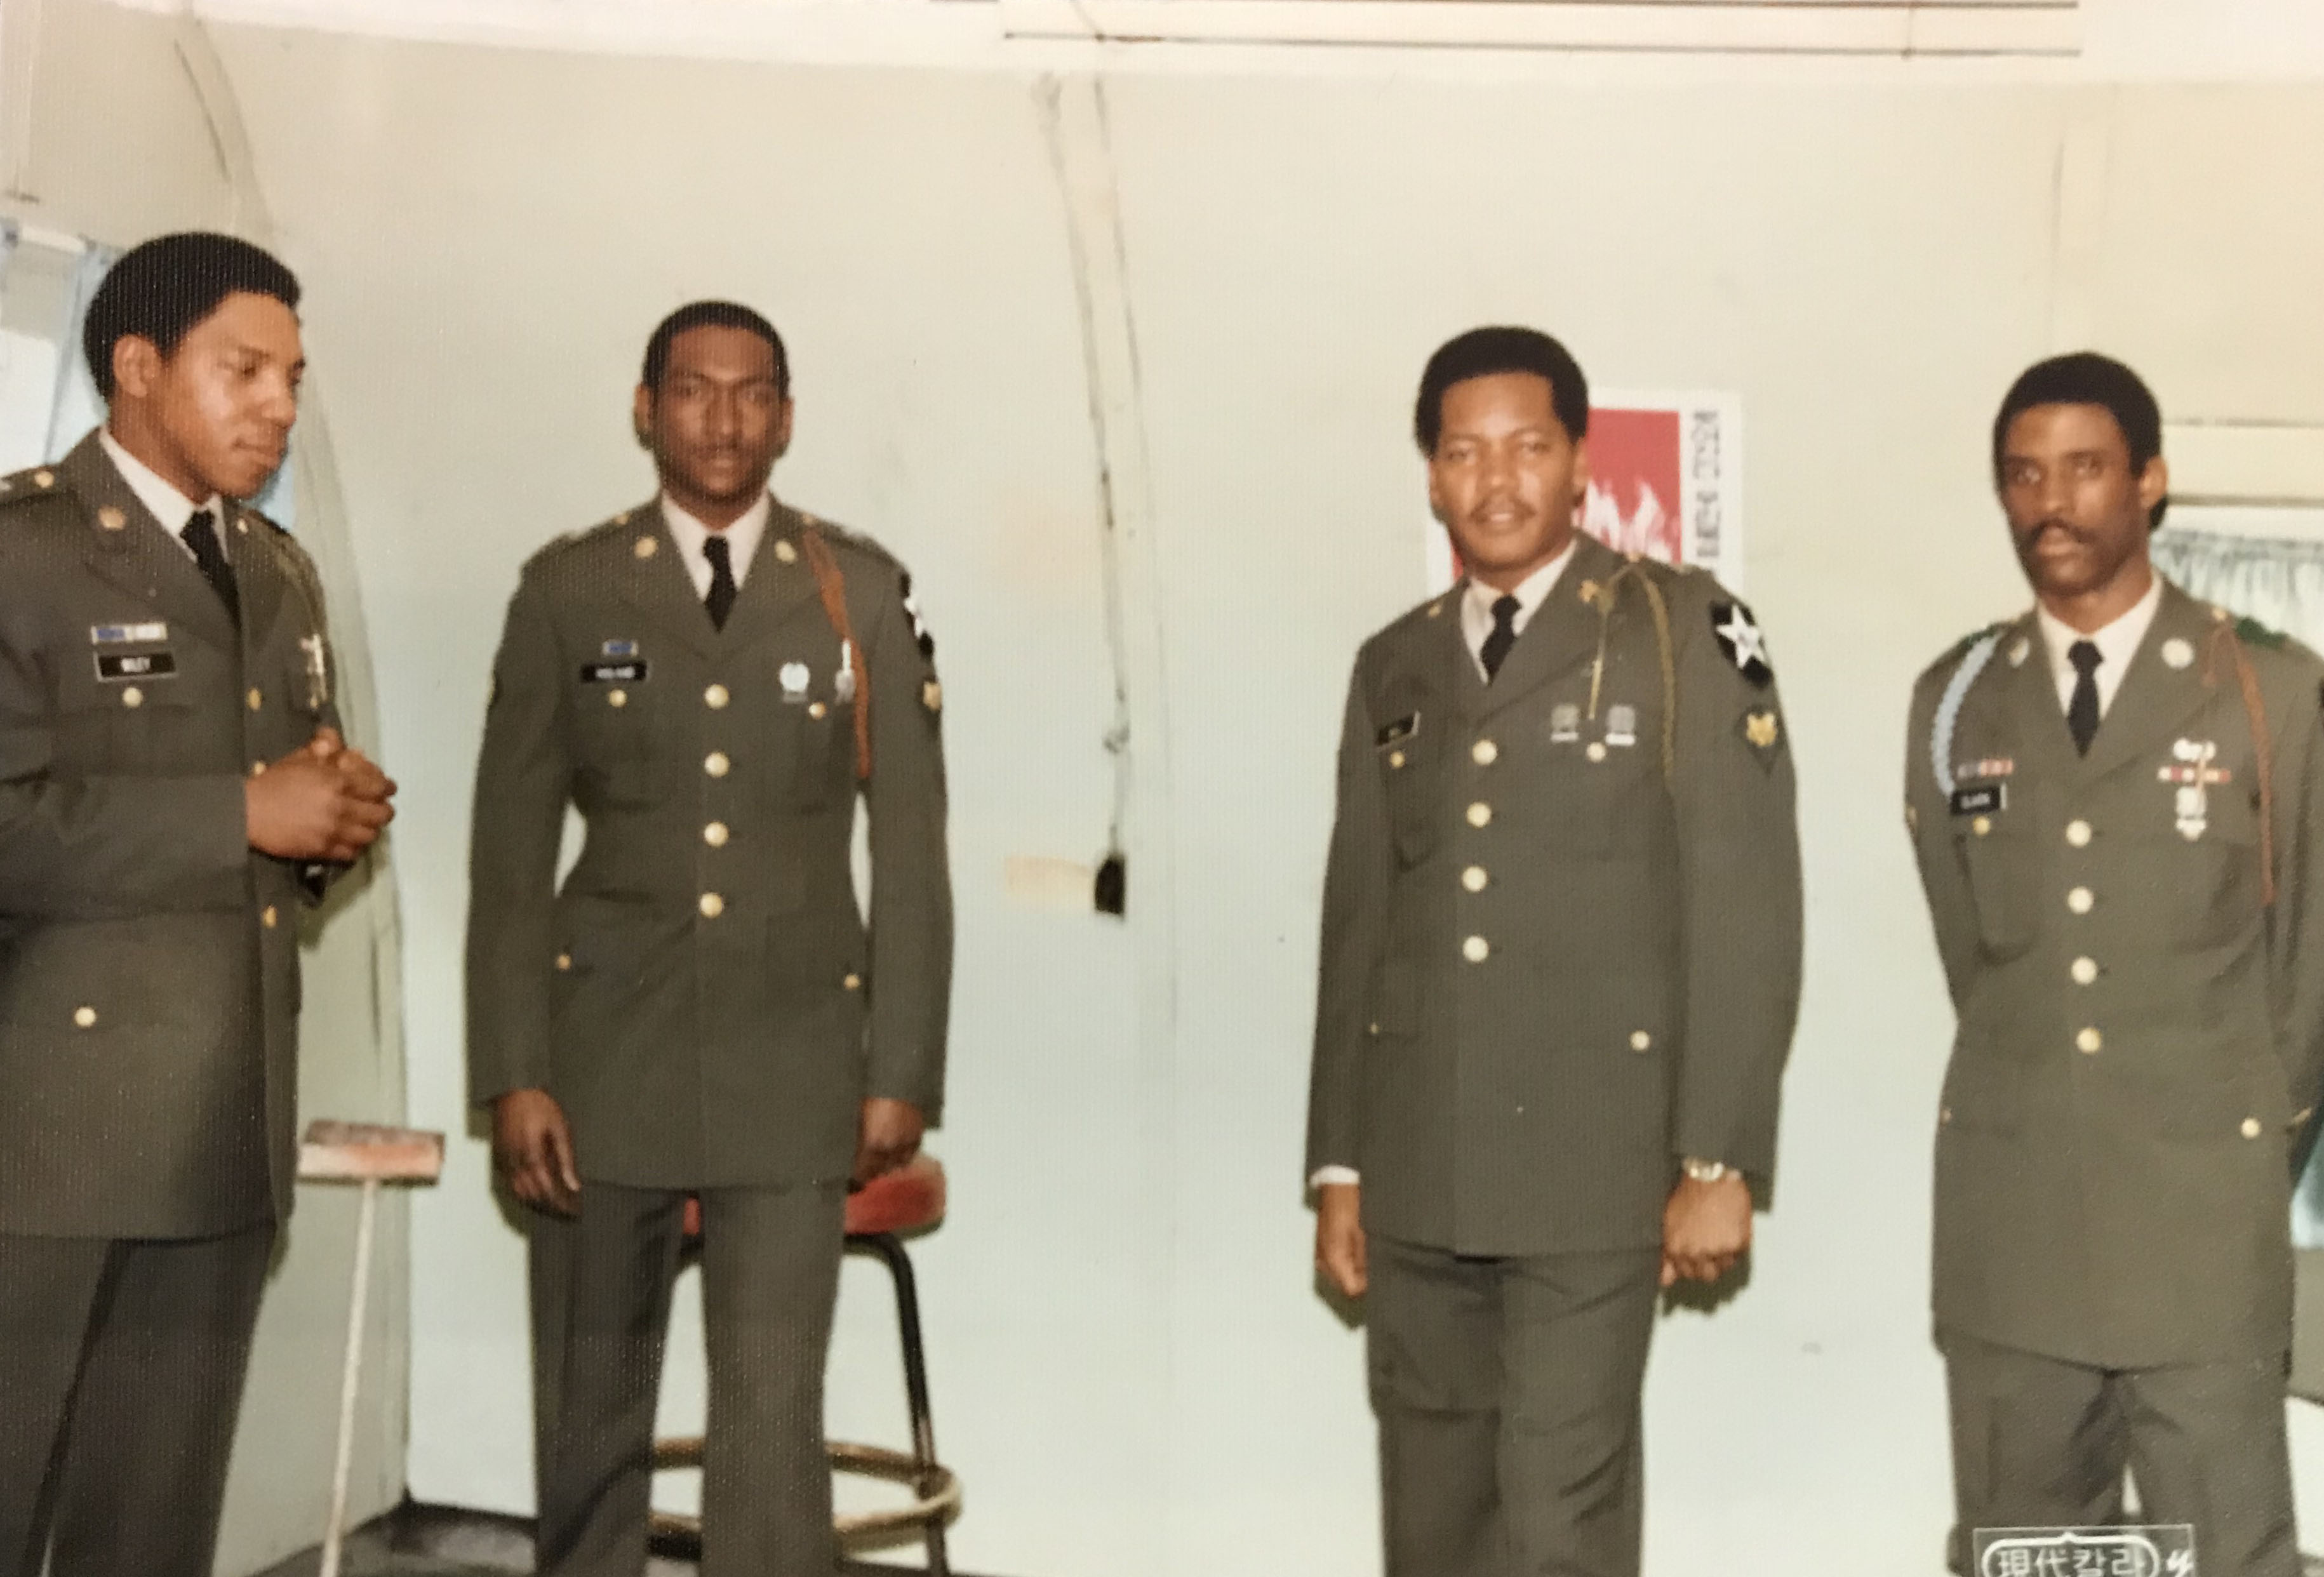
[1680,1157,1733,1183]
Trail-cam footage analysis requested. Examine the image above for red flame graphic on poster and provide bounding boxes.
[1579,408,1683,563]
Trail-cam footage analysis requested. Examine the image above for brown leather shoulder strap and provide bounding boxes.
[798,524,872,781]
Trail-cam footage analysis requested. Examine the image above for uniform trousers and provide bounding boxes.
[1941,1328,2299,1577]
[528,1180,846,1577]
[1366,1234,1663,1577]
[0,1223,274,1577]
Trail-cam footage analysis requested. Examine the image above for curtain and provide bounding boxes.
[2154,521,2324,1246]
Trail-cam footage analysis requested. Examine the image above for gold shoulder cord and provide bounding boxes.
[2203,622,2278,908]
[797,525,873,782]
[1587,562,1679,783]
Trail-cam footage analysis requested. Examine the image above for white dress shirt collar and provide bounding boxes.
[2036,569,2164,721]
[1459,537,1579,678]
[658,491,773,601]
[99,426,223,552]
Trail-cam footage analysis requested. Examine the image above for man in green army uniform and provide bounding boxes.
[466,301,951,1577]
[1906,353,2324,1576]
[1306,326,1804,1577]
[0,233,396,1575]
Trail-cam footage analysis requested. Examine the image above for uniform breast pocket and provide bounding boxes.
[783,699,857,811]
[1956,825,2037,960]
[52,665,206,775]
[2166,801,2264,952]
[1379,732,1441,867]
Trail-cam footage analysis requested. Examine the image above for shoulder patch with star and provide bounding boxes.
[1708,600,1774,688]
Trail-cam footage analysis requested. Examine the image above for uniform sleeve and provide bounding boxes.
[2268,661,2324,1169]
[0,580,248,920]
[1904,663,1982,1011]
[861,568,954,1121]
[1304,654,1393,1182]
[463,571,573,1105]
[1667,583,1803,1181]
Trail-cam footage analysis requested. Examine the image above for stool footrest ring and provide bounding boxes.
[650,1437,961,1539]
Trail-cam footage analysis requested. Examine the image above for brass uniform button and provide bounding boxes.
[2076,1027,2103,1055]
[556,954,572,972]
[1630,1030,1652,1053]
[1461,865,1488,893]
[72,1006,96,1029]
[774,538,799,564]
[97,505,126,531]
[1462,935,1490,963]
[250,760,267,776]
[1940,1107,1953,1126]
[634,536,658,559]
[1472,739,1499,766]
[704,751,731,778]
[608,689,628,709]
[704,684,730,709]
[246,688,264,711]
[1388,750,1406,769]
[843,973,863,992]
[262,905,279,929]
[33,469,53,488]
[1972,816,1992,837]
[698,893,726,919]
[121,687,144,709]
[2243,1117,2264,1139]
[2066,820,2092,848]
[809,702,827,720]
[2067,886,2094,915]
[2071,957,2098,986]
[1466,802,1492,829]
[704,822,730,848]
[1586,742,1608,762]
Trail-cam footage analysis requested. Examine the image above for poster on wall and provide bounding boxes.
[1424,390,1744,594]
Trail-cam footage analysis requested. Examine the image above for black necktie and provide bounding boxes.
[1480,594,1521,682]
[181,507,240,627]
[2066,639,2103,755]
[703,535,737,630]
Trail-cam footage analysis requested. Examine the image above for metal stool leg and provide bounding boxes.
[857,1232,950,1576]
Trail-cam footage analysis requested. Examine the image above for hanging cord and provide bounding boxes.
[798,525,873,782]
[2203,622,2278,908]
[1585,562,1680,784]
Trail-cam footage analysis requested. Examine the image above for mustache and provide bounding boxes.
[2019,517,2086,547]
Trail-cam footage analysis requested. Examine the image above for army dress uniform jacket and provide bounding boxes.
[1907,580,2324,1369]
[465,500,952,1190]
[0,432,346,1238]
[1306,533,1805,1258]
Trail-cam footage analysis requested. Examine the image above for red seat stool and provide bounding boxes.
[650,1154,959,1574]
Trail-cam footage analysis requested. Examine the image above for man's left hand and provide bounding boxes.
[853,1097,925,1187]
[1660,1172,1752,1287]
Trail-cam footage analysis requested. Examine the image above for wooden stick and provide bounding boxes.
[319,1178,380,1577]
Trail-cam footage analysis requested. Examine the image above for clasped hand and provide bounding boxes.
[245,726,397,863]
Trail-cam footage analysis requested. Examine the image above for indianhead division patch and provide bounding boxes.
[1738,706,1782,768]
[1709,601,1774,688]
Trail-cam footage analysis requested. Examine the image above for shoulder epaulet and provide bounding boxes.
[0,465,63,510]
[1933,620,2015,669]
[800,512,902,572]
[529,510,637,567]
[2234,615,2288,651]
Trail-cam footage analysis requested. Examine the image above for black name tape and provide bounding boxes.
[93,651,176,683]
[580,661,649,684]
[1949,783,2006,817]
[1376,712,1420,749]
